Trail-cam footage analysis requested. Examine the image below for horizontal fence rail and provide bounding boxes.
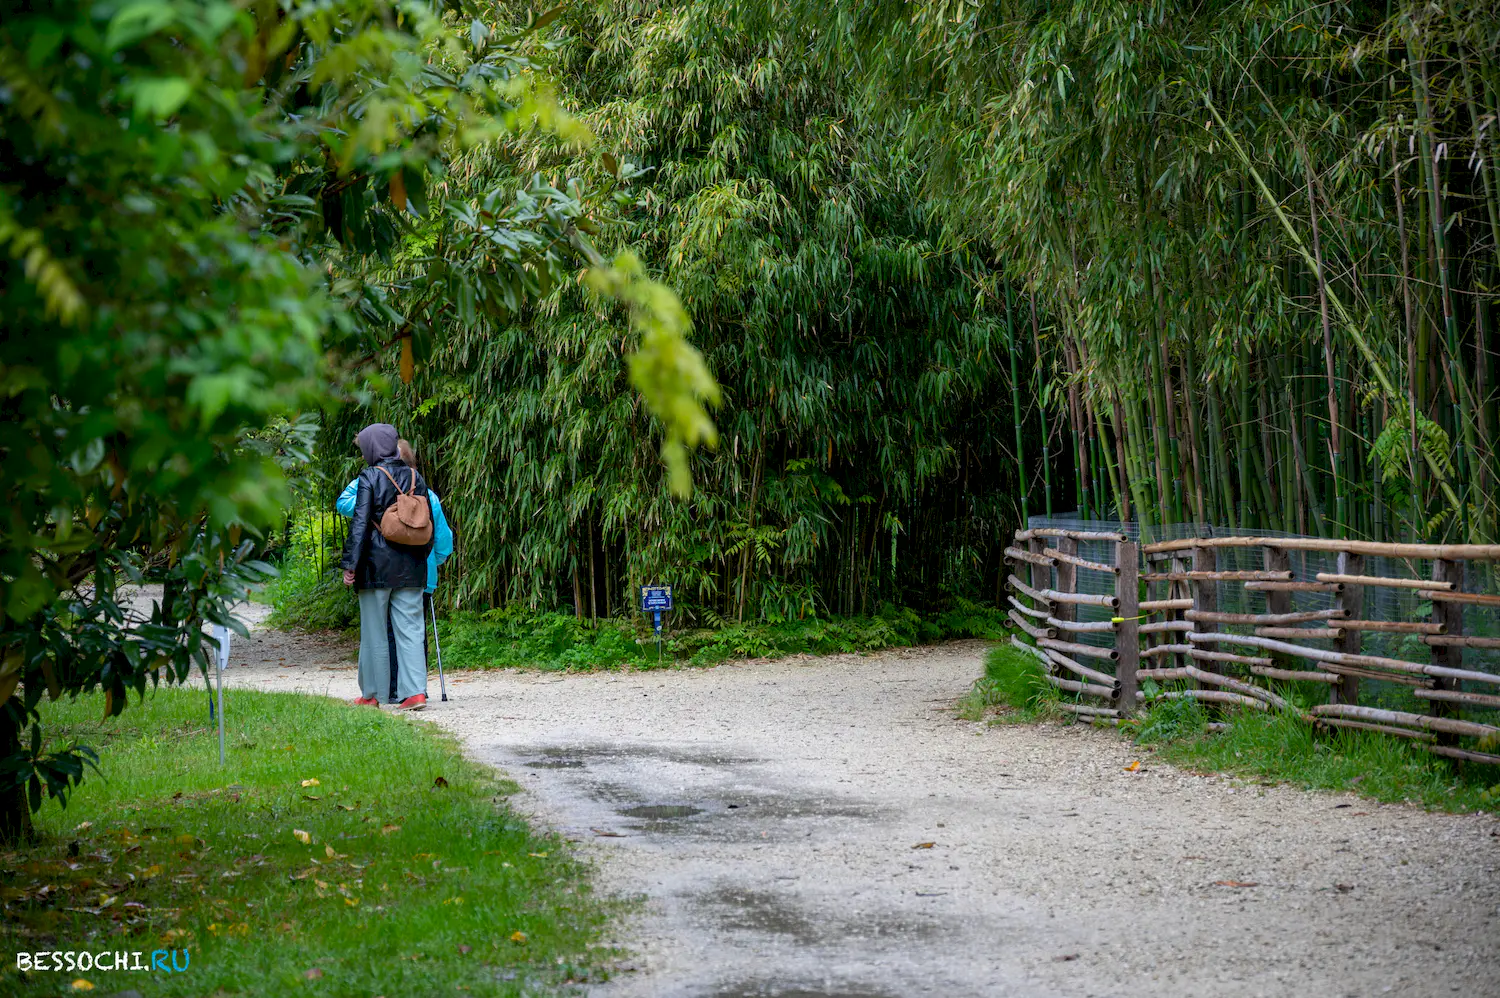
[1002,519,1500,766]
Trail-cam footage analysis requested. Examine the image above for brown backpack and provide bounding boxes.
[375,466,433,546]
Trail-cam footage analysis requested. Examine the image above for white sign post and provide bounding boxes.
[212,623,230,767]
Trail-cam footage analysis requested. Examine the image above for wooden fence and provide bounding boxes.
[1003,526,1500,765]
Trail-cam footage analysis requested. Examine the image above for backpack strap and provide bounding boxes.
[375,465,413,495]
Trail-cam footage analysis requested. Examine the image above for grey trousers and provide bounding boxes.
[357,588,426,701]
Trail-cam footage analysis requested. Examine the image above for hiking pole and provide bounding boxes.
[429,593,448,702]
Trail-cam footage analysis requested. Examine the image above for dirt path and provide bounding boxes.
[225,623,1500,998]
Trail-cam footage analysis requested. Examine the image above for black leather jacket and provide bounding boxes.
[339,459,434,590]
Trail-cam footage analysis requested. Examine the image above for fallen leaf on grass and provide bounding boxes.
[304,968,323,980]
[1052,954,1080,963]
[509,931,527,943]
[70,980,93,991]
[457,944,472,955]
[1213,880,1258,888]
[380,825,400,836]
[442,896,464,906]
[344,897,360,907]
[1124,760,1141,772]
[335,804,358,811]
[302,795,321,801]
[74,821,92,832]
[911,842,936,850]
[528,852,549,858]
[292,829,311,845]
[325,845,347,860]
[302,779,320,788]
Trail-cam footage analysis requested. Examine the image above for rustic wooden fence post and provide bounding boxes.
[1263,545,1291,670]
[1331,552,1363,705]
[1054,536,1078,626]
[1191,545,1216,683]
[1116,539,1139,717]
[1430,559,1464,744]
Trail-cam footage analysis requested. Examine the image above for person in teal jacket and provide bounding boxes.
[337,439,453,700]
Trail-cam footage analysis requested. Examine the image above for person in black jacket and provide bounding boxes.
[340,423,434,710]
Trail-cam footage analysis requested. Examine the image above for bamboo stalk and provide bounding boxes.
[1043,547,1120,575]
[1427,745,1500,766]
[1340,620,1444,635]
[1244,581,1343,593]
[1181,664,1290,711]
[1142,643,1192,658]
[1008,594,1050,619]
[1004,545,1055,568]
[1414,688,1500,710]
[1425,634,1500,650]
[1007,575,1052,605]
[1038,637,1119,663]
[1187,632,1500,686]
[1187,609,1346,625]
[1017,528,1127,542]
[1056,703,1119,718]
[1316,573,1451,590]
[1311,704,1500,740]
[1192,649,1273,667]
[1318,718,1436,742]
[1008,610,1055,640]
[1139,621,1195,634]
[1417,590,1500,608]
[1010,635,1049,664]
[1041,589,1118,608]
[1142,570,1292,582]
[1143,536,1500,559]
[1253,627,1343,641]
[1042,673,1117,699]
[1250,665,1340,684]
[1141,598,1194,611]
[1046,616,1117,633]
[1316,663,1435,689]
[1151,689,1269,712]
[1137,668,1191,680]
[1042,647,1119,689]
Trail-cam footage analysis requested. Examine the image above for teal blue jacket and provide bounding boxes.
[337,480,452,593]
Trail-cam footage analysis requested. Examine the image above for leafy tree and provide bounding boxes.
[0,0,715,842]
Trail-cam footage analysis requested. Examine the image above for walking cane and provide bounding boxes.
[429,593,448,702]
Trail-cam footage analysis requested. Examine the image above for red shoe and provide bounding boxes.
[352,696,381,707]
[398,694,427,711]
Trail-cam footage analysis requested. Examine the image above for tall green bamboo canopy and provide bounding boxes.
[343,0,1500,619]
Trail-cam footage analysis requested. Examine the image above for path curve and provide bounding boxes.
[227,627,1500,998]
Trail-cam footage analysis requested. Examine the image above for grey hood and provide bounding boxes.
[355,423,399,465]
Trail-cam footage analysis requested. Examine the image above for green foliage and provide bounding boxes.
[266,515,359,633]
[422,600,1007,672]
[2,688,614,996]
[966,645,1055,720]
[1144,708,1496,813]
[367,0,1025,620]
[0,0,716,837]
[1133,689,1209,745]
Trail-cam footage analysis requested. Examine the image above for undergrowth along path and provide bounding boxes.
[234,633,1500,998]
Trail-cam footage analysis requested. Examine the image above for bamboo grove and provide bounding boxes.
[846,0,1500,544]
[330,0,1500,623]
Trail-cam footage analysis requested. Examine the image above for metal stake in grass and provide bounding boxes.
[430,593,448,702]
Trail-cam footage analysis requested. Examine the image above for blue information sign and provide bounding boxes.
[640,586,673,611]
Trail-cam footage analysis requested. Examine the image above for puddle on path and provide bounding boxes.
[704,985,900,998]
[695,887,942,947]
[619,804,704,820]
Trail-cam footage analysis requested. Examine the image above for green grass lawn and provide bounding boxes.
[1,688,618,996]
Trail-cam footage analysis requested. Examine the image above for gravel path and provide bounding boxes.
[221,619,1500,998]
